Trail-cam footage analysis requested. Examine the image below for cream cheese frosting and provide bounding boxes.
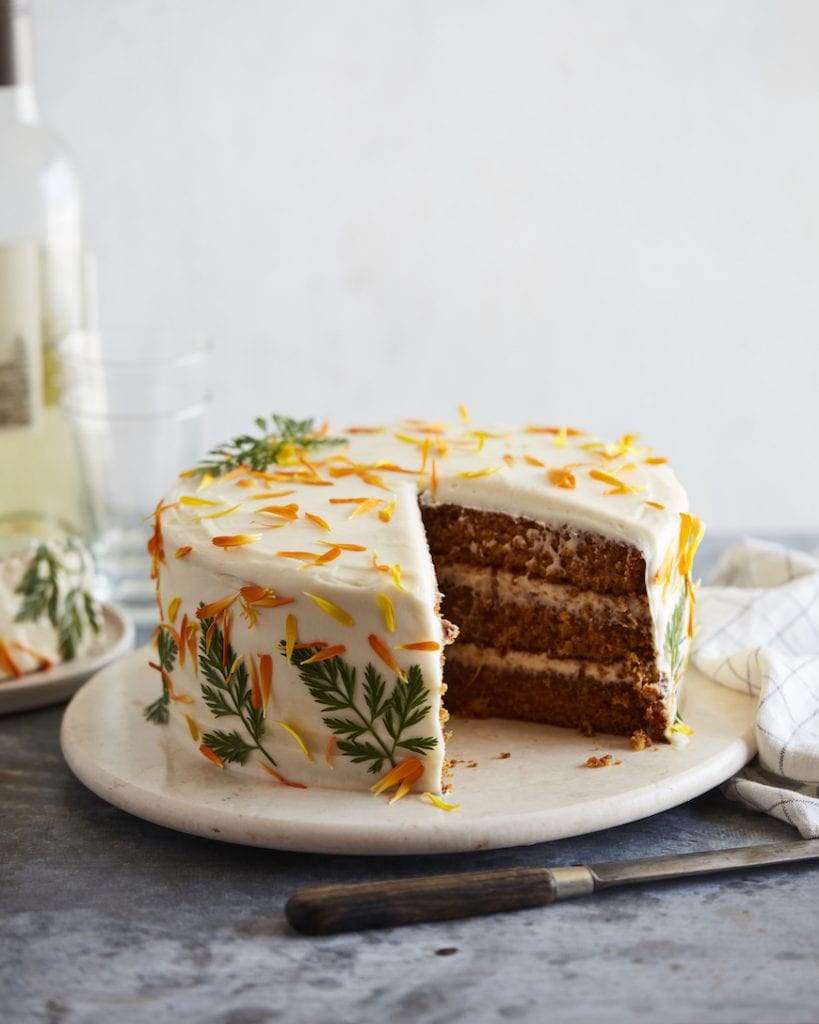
[147,417,702,798]
[0,535,100,678]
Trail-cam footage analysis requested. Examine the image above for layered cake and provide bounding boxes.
[146,415,702,800]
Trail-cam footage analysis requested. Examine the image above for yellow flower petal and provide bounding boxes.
[285,613,298,662]
[274,720,314,761]
[457,466,502,479]
[304,592,354,627]
[377,594,396,633]
[423,792,460,811]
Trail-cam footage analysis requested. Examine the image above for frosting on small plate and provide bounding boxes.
[0,605,136,714]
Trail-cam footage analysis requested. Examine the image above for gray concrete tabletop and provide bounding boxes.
[2,535,818,1024]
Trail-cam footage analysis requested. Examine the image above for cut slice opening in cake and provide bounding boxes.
[421,501,673,740]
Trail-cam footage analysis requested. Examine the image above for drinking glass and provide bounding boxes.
[59,328,211,623]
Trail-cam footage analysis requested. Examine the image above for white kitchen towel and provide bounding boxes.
[691,539,819,838]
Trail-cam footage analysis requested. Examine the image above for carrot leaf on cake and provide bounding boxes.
[289,646,437,776]
[196,414,346,477]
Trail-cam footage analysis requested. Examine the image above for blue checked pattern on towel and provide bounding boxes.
[692,539,819,838]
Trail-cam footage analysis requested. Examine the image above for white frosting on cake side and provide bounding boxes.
[148,418,703,796]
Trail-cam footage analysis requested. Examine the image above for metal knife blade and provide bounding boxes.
[285,839,819,934]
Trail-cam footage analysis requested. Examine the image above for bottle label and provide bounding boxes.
[0,241,43,432]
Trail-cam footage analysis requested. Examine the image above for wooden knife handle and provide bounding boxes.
[285,867,559,934]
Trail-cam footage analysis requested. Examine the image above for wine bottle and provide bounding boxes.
[0,0,93,538]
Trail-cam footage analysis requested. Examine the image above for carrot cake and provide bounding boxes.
[145,415,703,800]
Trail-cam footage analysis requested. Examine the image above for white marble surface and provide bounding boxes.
[2,535,818,1023]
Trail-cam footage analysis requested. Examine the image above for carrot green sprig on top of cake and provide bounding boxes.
[145,410,704,803]
[195,415,347,477]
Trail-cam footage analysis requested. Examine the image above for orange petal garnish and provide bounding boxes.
[396,641,440,652]
[196,592,239,620]
[349,497,382,519]
[304,512,332,532]
[259,762,307,788]
[199,744,223,768]
[547,467,576,489]
[301,645,347,664]
[259,654,272,714]
[257,504,299,520]
[371,757,424,803]
[249,653,262,710]
[308,546,342,566]
[212,534,261,548]
[368,633,405,679]
[378,496,397,523]
[0,641,24,678]
[174,545,193,559]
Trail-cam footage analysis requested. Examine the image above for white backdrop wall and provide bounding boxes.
[33,0,819,531]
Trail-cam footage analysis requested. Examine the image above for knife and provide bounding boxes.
[285,839,819,934]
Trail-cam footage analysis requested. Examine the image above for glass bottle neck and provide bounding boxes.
[0,81,37,122]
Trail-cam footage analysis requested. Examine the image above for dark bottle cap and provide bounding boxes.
[0,0,31,88]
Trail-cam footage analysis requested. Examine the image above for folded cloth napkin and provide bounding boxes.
[691,539,819,838]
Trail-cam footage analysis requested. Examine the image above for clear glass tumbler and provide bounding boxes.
[59,328,211,623]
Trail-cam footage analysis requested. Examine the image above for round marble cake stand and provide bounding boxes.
[60,649,757,855]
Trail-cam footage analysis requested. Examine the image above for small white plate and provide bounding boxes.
[0,605,136,715]
[60,649,758,855]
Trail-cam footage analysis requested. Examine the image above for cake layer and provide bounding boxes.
[444,643,671,739]
[421,503,648,595]
[436,562,655,661]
